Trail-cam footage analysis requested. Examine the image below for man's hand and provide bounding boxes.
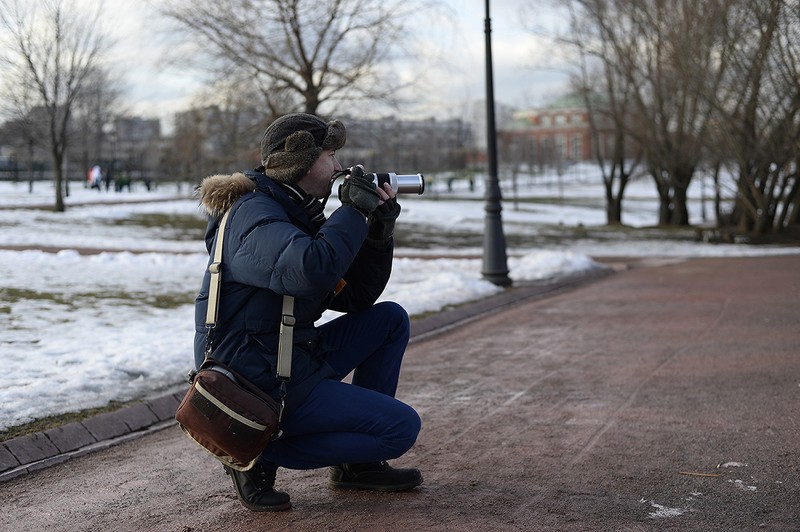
[339,165,380,216]
[367,194,401,246]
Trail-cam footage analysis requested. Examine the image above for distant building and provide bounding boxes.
[337,115,474,173]
[469,100,516,167]
[0,107,52,179]
[109,117,161,178]
[170,106,263,176]
[0,110,165,182]
[499,93,613,169]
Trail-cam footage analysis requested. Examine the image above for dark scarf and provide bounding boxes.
[278,182,326,232]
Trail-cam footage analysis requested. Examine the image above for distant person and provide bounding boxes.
[103,168,113,191]
[115,173,131,192]
[193,113,422,511]
[88,165,102,190]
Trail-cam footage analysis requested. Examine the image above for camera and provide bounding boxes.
[368,172,425,195]
[335,167,425,195]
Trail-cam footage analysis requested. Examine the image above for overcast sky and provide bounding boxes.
[103,0,572,127]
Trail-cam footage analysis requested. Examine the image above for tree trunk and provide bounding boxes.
[52,145,65,212]
[670,182,690,226]
[28,141,35,194]
[603,169,624,225]
[786,157,800,228]
[658,199,671,226]
[654,175,671,226]
[53,168,65,212]
[606,197,622,225]
[792,156,800,228]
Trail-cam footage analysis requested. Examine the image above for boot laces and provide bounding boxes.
[251,462,277,490]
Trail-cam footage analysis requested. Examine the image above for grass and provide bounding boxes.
[111,213,207,241]
[395,219,702,250]
[0,400,136,443]
[2,287,73,306]
[1,287,194,310]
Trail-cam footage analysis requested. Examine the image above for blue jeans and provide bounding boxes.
[261,301,421,470]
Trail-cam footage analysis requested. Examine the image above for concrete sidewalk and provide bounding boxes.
[1,255,798,531]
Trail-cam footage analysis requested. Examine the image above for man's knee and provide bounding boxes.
[384,403,421,457]
[374,301,409,336]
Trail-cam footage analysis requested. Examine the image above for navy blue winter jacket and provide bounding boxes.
[193,169,393,416]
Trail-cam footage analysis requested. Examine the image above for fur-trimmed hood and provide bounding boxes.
[195,172,257,217]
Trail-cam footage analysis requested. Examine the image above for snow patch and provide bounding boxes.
[647,501,687,519]
[729,479,757,492]
[719,461,747,468]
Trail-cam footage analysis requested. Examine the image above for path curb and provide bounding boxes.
[0,393,184,482]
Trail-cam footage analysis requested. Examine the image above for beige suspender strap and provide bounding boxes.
[277,295,295,380]
[204,208,294,382]
[205,209,231,327]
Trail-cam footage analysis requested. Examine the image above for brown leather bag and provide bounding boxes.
[176,360,281,471]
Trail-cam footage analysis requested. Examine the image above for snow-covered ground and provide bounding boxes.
[1,168,797,430]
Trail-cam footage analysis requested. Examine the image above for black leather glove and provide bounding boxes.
[367,197,401,246]
[338,165,380,216]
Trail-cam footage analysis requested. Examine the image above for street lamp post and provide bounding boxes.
[482,0,512,287]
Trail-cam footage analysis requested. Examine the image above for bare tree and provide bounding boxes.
[707,0,800,237]
[161,0,421,118]
[0,82,47,192]
[562,0,643,225]
[556,0,733,226]
[72,67,124,186]
[160,75,268,182]
[638,0,733,226]
[0,0,113,211]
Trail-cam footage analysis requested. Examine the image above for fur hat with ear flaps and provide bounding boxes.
[260,113,346,184]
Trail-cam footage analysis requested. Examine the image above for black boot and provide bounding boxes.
[329,461,423,491]
[224,460,291,511]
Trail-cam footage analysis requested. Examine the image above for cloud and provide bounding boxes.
[105,0,572,123]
